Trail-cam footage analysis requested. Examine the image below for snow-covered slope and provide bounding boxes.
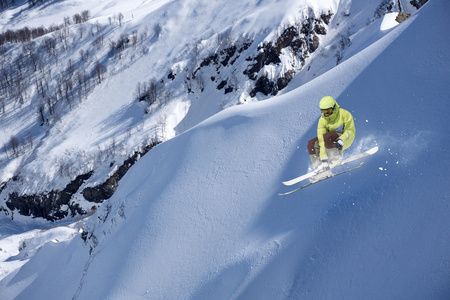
[0,0,426,221]
[0,0,448,299]
[0,0,353,220]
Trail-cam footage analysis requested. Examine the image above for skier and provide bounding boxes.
[307,96,355,176]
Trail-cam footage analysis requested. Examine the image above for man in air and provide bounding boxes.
[307,96,355,181]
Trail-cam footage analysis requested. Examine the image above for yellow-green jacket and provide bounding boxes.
[317,101,355,159]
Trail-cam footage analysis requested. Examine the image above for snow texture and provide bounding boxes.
[0,0,449,299]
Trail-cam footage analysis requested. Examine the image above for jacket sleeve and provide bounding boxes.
[317,118,328,160]
[340,110,355,150]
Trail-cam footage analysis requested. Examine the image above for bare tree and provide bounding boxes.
[14,76,26,104]
[108,40,117,56]
[81,10,91,22]
[56,74,64,101]
[157,115,167,140]
[14,54,24,80]
[26,132,33,149]
[64,16,71,27]
[0,45,7,63]
[35,77,46,98]
[131,30,138,48]
[10,135,20,157]
[38,102,46,124]
[78,23,85,38]
[79,49,85,61]
[1,66,11,92]
[47,96,55,117]
[73,13,82,24]
[140,26,149,44]
[58,27,70,49]
[94,60,106,83]
[63,78,74,108]
[153,24,162,39]
[22,41,35,56]
[134,81,142,100]
[147,78,160,105]
[41,36,57,62]
[117,13,124,27]
[66,59,75,78]
[95,20,101,32]
[77,69,90,95]
[93,34,104,50]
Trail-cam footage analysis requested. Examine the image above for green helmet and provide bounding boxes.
[319,96,336,109]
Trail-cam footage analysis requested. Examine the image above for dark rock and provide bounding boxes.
[250,76,276,97]
[276,70,295,90]
[314,24,327,35]
[5,141,159,221]
[224,86,234,94]
[410,0,428,10]
[6,171,93,221]
[396,12,411,23]
[82,141,160,203]
[321,11,333,25]
[309,34,320,52]
[220,45,237,66]
[217,80,227,90]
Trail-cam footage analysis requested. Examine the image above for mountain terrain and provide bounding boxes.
[0,0,421,221]
[0,0,449,299]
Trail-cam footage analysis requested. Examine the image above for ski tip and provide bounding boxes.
[368,146,379,154]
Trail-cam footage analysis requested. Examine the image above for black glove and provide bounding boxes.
[334,138,344,150]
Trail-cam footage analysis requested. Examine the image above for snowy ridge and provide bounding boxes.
[1,0,449,299]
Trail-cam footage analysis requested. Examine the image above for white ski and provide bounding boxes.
[279,162,365,195]
[282,146,379,186]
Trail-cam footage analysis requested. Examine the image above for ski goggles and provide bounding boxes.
[320,107,334,116]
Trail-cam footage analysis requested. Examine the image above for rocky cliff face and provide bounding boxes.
[187,11,333,99]
[4,141,159,221]
[6,172,93,221]
[245,14,330,97]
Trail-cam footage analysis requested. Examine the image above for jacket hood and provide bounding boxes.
[321,100,340,121]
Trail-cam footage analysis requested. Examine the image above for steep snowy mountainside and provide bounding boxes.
[0,0,447,299]
[0,0,368,221]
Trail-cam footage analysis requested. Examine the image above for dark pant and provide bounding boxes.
[307,132,340,155]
